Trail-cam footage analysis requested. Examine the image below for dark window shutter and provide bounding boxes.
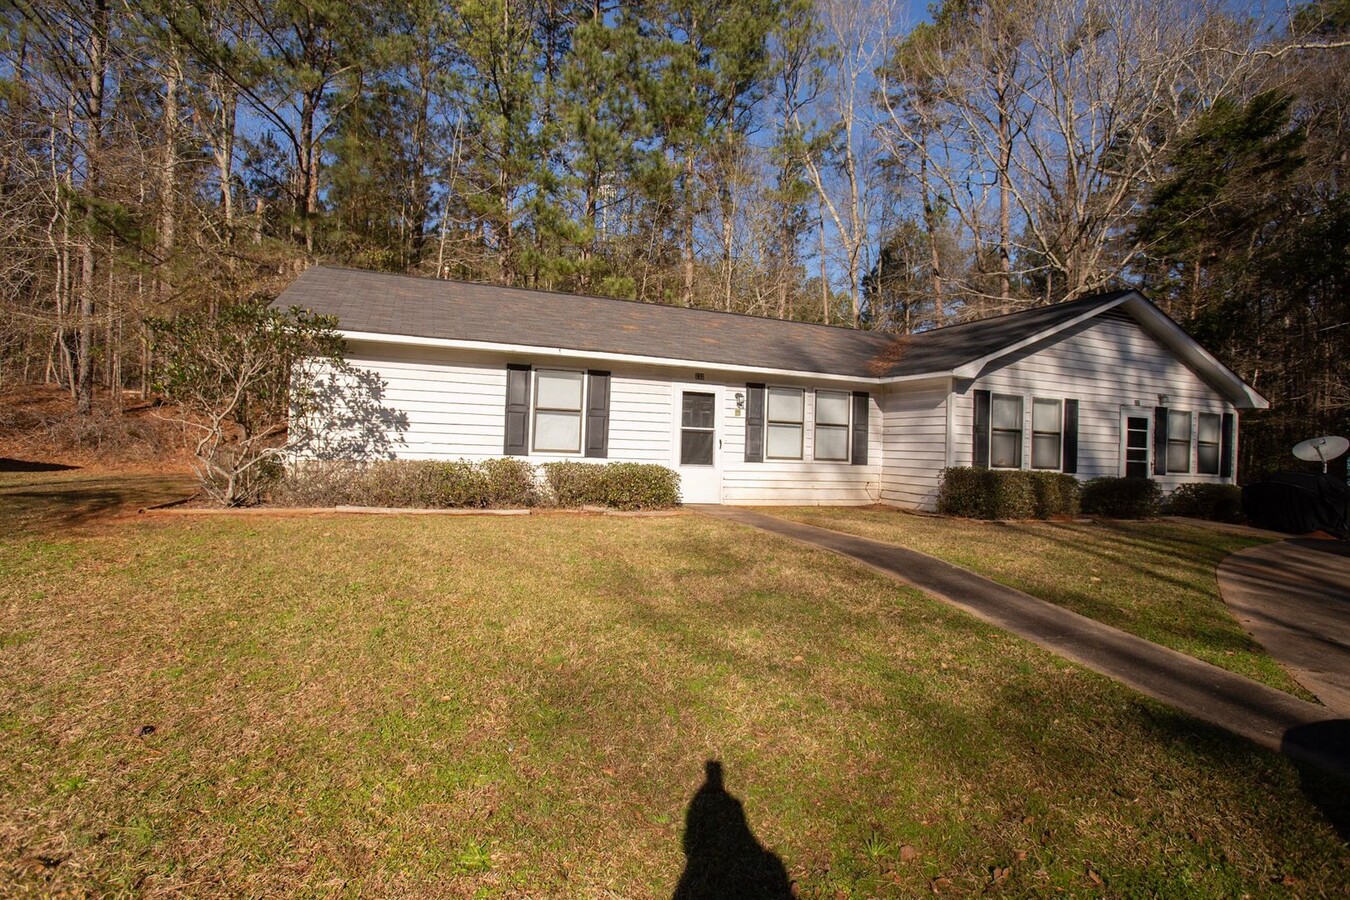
[1220,412,1235,479]
[851,391,869,465]
[744,383,765,463]
[1153,406,1169,476]
[504,364,531,456]
[1062,399,1079,474]
[973,389,991,469]
[584,370,610,458]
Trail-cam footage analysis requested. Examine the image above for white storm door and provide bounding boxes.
[1120,408,1153,478]
[673,386,722,503]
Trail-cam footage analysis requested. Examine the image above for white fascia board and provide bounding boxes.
[949,294,1135,379]
[878,372,955,389]
[338,330,883,386]
[1118,296,1270,410]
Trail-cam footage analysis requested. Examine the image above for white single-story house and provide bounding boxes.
[275,266,1268,508]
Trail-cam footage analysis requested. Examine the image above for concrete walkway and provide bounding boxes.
[1219,539,1350,717]
[695,507,1349,778]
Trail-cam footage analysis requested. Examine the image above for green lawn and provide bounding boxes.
[1,473,1346,896]
[762,506,1309,698]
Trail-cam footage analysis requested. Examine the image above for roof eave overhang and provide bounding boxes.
[337,330,885,385]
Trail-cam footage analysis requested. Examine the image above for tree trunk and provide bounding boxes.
[156,51,179,304]
[919,153,944,321]
[996,73,1012,305]
[682,151,696,307]
[76,0,110,416]
[213,74,236,232]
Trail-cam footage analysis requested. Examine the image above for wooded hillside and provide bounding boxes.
[0,0,1345,475]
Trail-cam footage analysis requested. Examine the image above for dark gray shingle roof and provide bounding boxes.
[274,266,1129,379]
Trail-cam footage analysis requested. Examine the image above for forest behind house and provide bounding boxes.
[0,0,1346,477]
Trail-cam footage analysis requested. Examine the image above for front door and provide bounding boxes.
[675,387,722,503]
[1120,408,1152,478]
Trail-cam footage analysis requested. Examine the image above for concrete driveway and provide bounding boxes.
[1218,539,1350,716]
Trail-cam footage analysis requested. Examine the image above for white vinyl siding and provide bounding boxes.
[880,382,948,510]
[948,315,1238,491]
[333,342,674,464]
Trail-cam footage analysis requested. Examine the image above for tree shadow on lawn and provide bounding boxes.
[1282,720,1350,842]
[673,760,793,900]
[0,473,194,532]
[0,457,80,472]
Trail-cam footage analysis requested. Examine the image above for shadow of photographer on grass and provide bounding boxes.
[673,760,794,900]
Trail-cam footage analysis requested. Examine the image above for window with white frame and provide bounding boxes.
[990,394,1023,468]
[1167,410,1192,473]
[533,369,584,453]
[814,390,850,461]
[1031,398,1062,470]
[1197,413,1221,475]
[766,387,804,459]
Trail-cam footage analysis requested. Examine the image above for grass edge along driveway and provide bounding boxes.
[762,505,1311,699]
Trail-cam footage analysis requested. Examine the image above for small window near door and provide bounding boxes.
[1031,398,1062,470]
[814,390,849,461]
[1197,412,1221,474]
[766,387,804,460]
[680,392,716,466]
[534,369,584,453]
[991,394,1023,468]
[1167,410,1192,473]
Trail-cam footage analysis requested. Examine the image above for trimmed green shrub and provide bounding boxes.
[1164,483,1245,523]
[278,458,678,510]
[937,468,1080,520]
[271,461,359,506]
[542,461,606,507]
[595,462,682,510]
[1027,471,1081,518]
[276,458,538,509]
[936,467,991,518]
[479,457,539,507]
[543,461,681,510]
[1080,477,1163,519]
[358,460,487,508]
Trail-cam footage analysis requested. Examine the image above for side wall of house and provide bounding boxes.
[879,380,949,510]
[948,313,1239,490]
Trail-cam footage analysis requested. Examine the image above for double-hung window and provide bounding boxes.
[766,387,804,460]
[533,369,584,453]
[1167,410,1192,473]
[990,394,1023,468]
[1197,413,1221,475]
[814,390,850,461]
[1031,398,1062,470]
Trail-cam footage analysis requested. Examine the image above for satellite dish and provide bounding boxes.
[1293,435,1349,472]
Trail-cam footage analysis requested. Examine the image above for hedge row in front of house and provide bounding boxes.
[936,467,1081,520]
[272,458,681,510]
